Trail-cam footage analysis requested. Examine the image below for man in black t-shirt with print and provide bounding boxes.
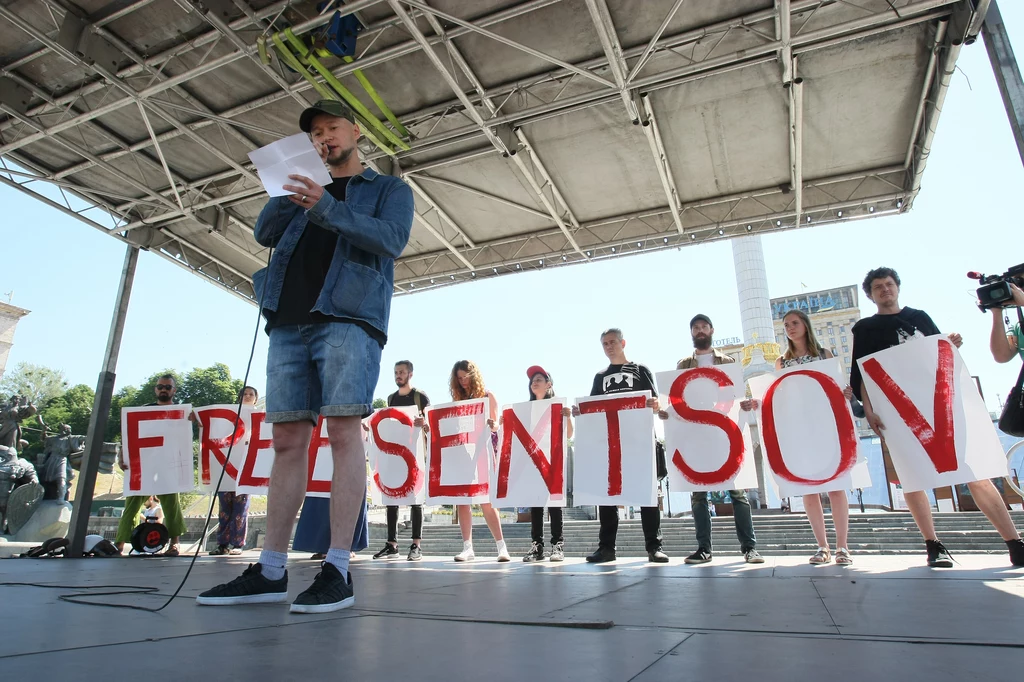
[372,360,430,562]
[851,267,1023,568]
[575,328,668,563]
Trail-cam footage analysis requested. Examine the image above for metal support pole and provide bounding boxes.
[982,0,1024,168]
[68,245,138,557]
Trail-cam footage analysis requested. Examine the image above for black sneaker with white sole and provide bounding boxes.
[523,541,545,563]
[372,543,399,559]
[648,548,670,563]
[407,544,422,562]
[926,539,953,568]
[196,563,288,606]
[684,549,713,565]
[585,547,616,563]
[1008,538,1024,567]
[290,562,354,614]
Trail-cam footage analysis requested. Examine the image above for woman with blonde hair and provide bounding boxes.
[431,360,509,562]
[745,309,855,565]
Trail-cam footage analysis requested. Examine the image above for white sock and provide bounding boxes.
[496,539,507,553]
[462,540,473,552]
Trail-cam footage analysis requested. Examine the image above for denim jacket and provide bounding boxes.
[252,168,414,338]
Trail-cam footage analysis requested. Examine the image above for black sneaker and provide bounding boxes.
[290,562,354,614]
[648,549,669,563]
[523,541,545,563]
[1006,538,1024,567]
[549,542,564,562]
[684,549,713,564]
[744,549,765,564]
[372,543,399,560]
[196,563,288,606]
[407,544,422,562]
[926,540,953,568]
[585,547,616,563]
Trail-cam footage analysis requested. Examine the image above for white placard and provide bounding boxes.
[656,365,757,493]
[424,398,493,505]
[195,404,254,493]
[247,133,332,197]
[490,399,568,508]
[369,406,426,506]
[572,391,657,506]
[235,411,274,496]
[305,416,333,498]
[121,405,195,496]
[748,358,872,497]
[859,336,1009,492]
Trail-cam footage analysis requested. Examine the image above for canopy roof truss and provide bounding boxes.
[0,0,988,300]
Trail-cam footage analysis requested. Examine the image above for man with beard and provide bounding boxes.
[197,100,414,612]
[115,375,188,555]
[675,315,764,565]
[371,360,430,561]
[575,328,668,564]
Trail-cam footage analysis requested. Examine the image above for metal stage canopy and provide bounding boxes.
[0,0,991,301]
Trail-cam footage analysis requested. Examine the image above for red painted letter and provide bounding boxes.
[761,370,858,485]
[238,411,273,489]
[306,416,332,495]
[197,407,246,484]
[371,408,421,499]
[124,408,186,490]
[579,395,647,496]
[427,401,489,498]
[668,369,743,486]
[862,339,957,474]
[496,404,564,499]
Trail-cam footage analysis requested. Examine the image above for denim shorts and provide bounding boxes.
[265,322,382,424]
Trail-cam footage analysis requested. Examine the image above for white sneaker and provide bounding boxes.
[454,547,475,562]
[496,545,511,562]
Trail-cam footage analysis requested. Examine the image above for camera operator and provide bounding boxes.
[989,283,1024,364]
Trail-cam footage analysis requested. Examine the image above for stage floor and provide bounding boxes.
[1,553,1022,680]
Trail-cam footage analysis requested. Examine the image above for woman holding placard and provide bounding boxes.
[520,365,573,562]
[427,361,510,562]
[745,310,855,565]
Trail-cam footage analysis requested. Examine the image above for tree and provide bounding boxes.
[372,397,387,410]
[0,362,68,405]
[178,363,243,408]
[40,384,94,436]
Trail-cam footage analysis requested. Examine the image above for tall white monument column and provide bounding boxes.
[731,235,779,378]
[0,301,30,380]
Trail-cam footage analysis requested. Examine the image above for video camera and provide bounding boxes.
[969,264,1024,311]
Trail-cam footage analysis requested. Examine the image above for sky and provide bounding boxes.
[2,6,1024,416]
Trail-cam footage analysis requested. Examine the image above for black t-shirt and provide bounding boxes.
[265,178,386,347]
[850,306,941,400]
[387,388,430,412]
[589,363,658,397]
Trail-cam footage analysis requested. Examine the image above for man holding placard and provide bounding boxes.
[675,315,763,565]
[575,328,667,564]
[198,100,414,611]
[851,267,1024,567]
[371,360,430,562]
[115,375,187,556]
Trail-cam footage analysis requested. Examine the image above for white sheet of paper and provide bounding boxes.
[121,405,195,496]
[306,417,333,498]
[490,399,568,508]
[572,391,657,506]
[859,336,1009,492]
[424,398,493,505]
[248,133,332,197]
[235,412,274,496]
[369,406,426,506]
[656,365,757,493]
[747,358,872,497]
[195,404,255,494]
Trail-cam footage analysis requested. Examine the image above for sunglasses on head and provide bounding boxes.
[156,383,174,390]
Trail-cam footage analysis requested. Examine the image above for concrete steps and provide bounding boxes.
[367,511,1024,557]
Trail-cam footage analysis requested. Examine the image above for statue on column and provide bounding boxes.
[39,423,83,501]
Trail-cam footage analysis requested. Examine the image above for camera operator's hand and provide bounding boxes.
[1010,283,1024,308]
[947,332,962,348]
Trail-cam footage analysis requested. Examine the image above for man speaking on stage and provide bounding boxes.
[198,100,414,613]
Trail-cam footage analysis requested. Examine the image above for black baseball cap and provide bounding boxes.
[689,314,713,329]
[299,99,356,133]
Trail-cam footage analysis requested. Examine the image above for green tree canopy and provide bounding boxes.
[0,362,69,405]
[40,383,94,436]
[372,397,387,410]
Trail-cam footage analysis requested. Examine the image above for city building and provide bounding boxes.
[770,285,861,379]
[0,301,30,379]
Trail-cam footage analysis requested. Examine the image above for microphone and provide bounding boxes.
[966,271,984,280]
